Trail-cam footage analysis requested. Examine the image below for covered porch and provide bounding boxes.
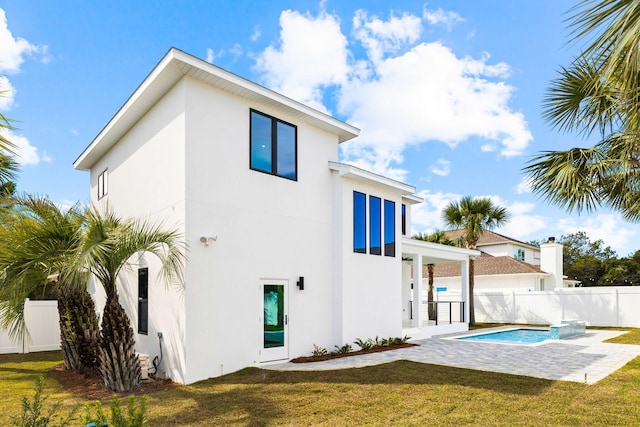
[401,238,480,340]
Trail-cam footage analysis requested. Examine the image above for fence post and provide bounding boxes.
[615,288,619,327]
[511,291,516,324]
[22,298,29,354]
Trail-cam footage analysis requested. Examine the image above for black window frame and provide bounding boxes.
[384,200,396,257]
[138,267,149,335]
[250,109,298,181]
[369,195,382,255]
[401,204,406,236]
[353,191,366,254]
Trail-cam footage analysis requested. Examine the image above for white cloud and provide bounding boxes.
[339,41,532,178]
[0,75,15,110]
[353,10,422,64]
[410,189,462,234]
[0,8,48,74]
[254,9,349,112]
[251,25,261,41]
[514,177,532,194]
[0,128,51,166]
[206,48,216,63]
[429,158,451,176]
[255,6,533,179]
[423,5,464,30]
[70,129,79,136]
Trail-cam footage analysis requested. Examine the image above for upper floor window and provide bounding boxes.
[97,169,108,199]
[384,200,396,257]
[369,196,381,255]
[401,204,406,236]
[353,191,366,254]
[514,248,525,261]
[250,110,297,180]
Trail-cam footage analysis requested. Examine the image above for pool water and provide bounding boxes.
[457,328,550,344]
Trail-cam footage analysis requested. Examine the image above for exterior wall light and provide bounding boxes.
[297,276,304,290]
[199,236,217,247]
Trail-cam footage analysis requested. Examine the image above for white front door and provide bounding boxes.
[260,279,289,361]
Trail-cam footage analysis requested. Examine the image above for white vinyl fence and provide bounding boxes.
[474,286,640,327]
[0,299,60,354]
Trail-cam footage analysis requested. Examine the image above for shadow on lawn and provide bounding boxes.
[147,360,557,426]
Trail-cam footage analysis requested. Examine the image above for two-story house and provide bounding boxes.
[74,48,478,385]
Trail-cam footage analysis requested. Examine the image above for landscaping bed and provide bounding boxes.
[290,342,417,363]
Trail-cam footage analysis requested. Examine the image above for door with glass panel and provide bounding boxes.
[261,280,288,361]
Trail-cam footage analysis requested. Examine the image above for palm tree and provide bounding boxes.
[442,197,509,325]
[524,0,640,221]
[412,230,455,320]
[69,207,184,392]
[0,196,99,373]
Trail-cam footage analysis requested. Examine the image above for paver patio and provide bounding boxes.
[267,328,640,384]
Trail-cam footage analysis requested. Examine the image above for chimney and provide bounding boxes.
[540,239,563,289]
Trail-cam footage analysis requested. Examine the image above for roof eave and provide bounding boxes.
[74,48,360,171]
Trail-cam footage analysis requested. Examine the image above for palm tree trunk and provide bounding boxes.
[99,294,141,393]
[58,285,99,374]
[427,264,435,321]
[469,258,475,326]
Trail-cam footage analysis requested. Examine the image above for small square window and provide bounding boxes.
[250,110,297,180]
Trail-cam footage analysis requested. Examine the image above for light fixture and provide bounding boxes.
[297,276,304,290]
[200,236,218,247]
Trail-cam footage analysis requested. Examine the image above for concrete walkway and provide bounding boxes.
[266,328,640,384]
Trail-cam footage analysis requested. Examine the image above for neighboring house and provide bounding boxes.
[74,48,478,385]
[430,231,579,292]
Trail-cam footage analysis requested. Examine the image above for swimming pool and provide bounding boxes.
[457,328,550,345]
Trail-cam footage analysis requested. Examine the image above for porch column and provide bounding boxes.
[460,258,471,324]
[412,253,423,328]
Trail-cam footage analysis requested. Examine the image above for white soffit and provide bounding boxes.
[74,48,360,171]
[329,161,417,196]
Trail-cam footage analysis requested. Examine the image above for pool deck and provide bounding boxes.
[265,327,640,384]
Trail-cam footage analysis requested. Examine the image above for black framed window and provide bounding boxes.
[250,110,297,180]
[401,204,406,236]
[138,268,148,335]
[97,169,108,199]
[384,200,396,257]
[353,191,366,253]
[369,196,381,255]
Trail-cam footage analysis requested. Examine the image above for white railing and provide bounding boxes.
[0,299,60,354]
[474,287,640,327]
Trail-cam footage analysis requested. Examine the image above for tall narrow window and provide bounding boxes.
[138,268,148,335]
[369,196,381,255]
[250,110,297,180]
[401,204,406,236]
[353,191,366,254]
[384,200,396,257]
[97,169,108,199]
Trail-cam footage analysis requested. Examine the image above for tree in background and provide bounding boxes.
[523,1,640,221]
[412,230,455,320]
[442,197,509,325]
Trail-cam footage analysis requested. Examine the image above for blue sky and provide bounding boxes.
[2,1,639,256]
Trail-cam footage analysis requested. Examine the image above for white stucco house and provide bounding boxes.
[431,232,579,292]
[74,48,478,385]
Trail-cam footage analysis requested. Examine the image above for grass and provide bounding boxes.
[2,328,640,426]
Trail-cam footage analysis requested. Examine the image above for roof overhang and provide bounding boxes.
[329,162,418,196]
[74,48,360,171]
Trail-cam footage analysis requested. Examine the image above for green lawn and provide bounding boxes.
[2,329,640,426]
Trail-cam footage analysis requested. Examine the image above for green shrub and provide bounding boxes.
[333,343,353,354]
[11,376,78,427]
[83,395,148,427]
[353,338,374,351]
[312,344,327,357]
